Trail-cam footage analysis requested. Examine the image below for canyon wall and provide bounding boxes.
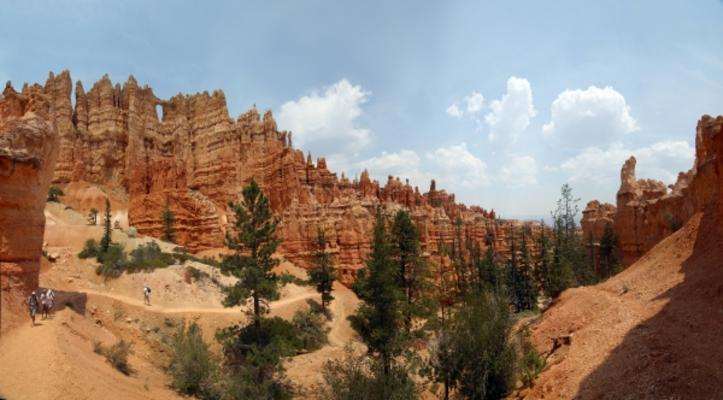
[13,71,537,284]
[0,76,60,331]
[583,115,723,266]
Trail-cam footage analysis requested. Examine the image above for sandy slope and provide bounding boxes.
[0,200,362,399]
[520,212,723,399]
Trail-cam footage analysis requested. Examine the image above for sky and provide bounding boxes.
[2,0,722,220]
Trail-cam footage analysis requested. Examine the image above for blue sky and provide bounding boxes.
[2,0,722,219]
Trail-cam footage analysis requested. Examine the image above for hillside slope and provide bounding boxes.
[524,211,723,399]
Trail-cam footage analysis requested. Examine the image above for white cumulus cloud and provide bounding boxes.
[278,79,371,156]
[354,143,490,191]
[446,102,463,118]
[559,140,694,186]
[464,91,485,114]
[543,86,638,149]
[446,91,485,119]
[427,143,490,188]
[484,76,537,143]
[499,155,538,187]
[354,149,430,186]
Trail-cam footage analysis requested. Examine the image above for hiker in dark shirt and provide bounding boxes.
[27,291,39,326]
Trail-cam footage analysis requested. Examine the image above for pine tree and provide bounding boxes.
[350,208,404,376]
[545,236,574,299]
[309,228,336,314]
[47,186,63,202]
[220,179,286,334]
[162,204,176,243]
[428,291,516,400]
[516,228,537,311]
[505,227,519,306]
[536,220,552,295]
[100,198,112,253]
[451,216,468,296]
[598,223,620,279]
[390,210,434,335]
[552,184,594,287]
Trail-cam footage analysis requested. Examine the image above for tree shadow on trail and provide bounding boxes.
[574,210,723,399]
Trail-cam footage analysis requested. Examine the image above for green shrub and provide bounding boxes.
[318,348,418,400]
[47,186,64,202]
[292,309,328,352]
[519,329,545,388]
[79,239,100,259]
[216,364,293,400]
[218,317,301,363]
[169,322,216,397]
[95,339,133,375]
[184,266,209,283]
[95,243,128,278]
[127,242,174,272]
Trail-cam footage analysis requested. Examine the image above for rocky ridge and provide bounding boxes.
[8,71,538,284]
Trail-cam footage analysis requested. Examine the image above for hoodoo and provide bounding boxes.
[0,75,60,332]
[17,71,535,283]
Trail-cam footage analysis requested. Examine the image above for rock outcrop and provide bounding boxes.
[10,71,535,284]
[587,115,723,266]
[525,115,723,399]
[581,200,616,243]
[0,76,59,330]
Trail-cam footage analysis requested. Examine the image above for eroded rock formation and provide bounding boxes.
[11,71,535,284]
[0,76,60,330]
[588,115,723,266]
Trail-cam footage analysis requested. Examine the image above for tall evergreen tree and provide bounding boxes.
[309,228,336,314]
[100,197,112,253]
[506,227,536,312]
[162,204,176,243]
[390,210,434,335]
[515,228,537,311]
[544,236,574,299]
[350,209,405,376]
[598,223,620,280]
[551,184,595,287]
[536,220,552,294]
[220,179,285,333]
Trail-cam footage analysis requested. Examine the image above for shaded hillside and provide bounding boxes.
[526,210,722,399]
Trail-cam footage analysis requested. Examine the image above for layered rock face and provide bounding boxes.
[17,71,533,284]
[0,76,59,329]
[589,115,723,266]
[581,200,616,243]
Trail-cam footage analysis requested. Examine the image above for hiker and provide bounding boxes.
[27,291,39,326]
[143,285,152,306]
[40,290,54,319]
[47,288,56,312]
[39,291,49,319]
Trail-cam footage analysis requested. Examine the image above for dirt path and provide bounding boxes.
[0,309,181,400]
[78,287,318,315]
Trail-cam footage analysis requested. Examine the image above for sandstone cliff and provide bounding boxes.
[13,71,534,284]
[0,76,60,331]
[583,115,723,266]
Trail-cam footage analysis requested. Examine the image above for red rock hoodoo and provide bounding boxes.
[0,75,60,331]
[584,115,723,266]
[10,71,539,284]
